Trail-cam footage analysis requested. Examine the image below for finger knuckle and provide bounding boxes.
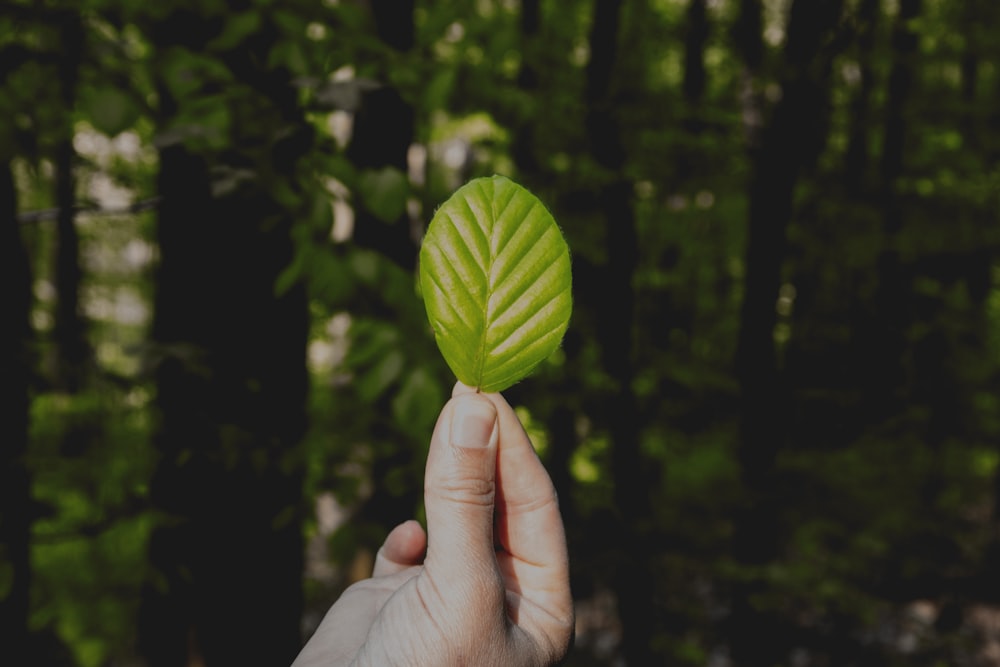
[427,476,496,506]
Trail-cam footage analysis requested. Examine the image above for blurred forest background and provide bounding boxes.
[3,0,1000,665]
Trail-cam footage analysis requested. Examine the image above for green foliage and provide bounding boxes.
[81,87,139,137]
[7,0,1000,664]
[356,167,409,223]
[29,390,154,667]
[419,175,572,392]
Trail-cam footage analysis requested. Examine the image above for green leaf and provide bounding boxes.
[82,85,138,138]
[357,349,404,402]
[357,167,409,223]
[392,367,445,436]
[419,175,572,392]
[208,11,262,51]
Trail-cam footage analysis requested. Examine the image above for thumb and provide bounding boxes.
[423,392,500,573]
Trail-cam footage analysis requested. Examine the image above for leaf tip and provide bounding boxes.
[420,175,572,394]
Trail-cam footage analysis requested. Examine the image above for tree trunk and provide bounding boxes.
[682,0,708,107]
[509,0,581,531]
[138,9,309,666]
[346,0,418,272]
[52,11,87,392]
[859,0,921,419]
[512,0,541,174]
[879,0,921,223]
[843,0,879,195]
[730,1,844,664]
[959,0,982,148]
[140,148,309,667]
[0,160,32,661]
[546,391,579,529]
[342,0,422,559]
[732,0,764,149]
[677,0,710,182]
[584,0,656,663]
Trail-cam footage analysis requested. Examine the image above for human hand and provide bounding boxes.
[291,382,574,666]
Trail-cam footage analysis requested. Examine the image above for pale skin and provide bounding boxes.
[292,382,574,666]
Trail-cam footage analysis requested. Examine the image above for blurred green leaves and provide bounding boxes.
[7,0,1000,664]
[81,86,139,138]
[356,166,408,223]
[392,367,445,437]
[28,391,154,667]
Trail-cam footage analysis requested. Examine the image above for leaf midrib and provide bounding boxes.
[421,175,571,392]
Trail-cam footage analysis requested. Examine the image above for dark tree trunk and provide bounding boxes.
[0,161,32,660]
[346,0,418,272]
[853,0,996,614]
[879,0,921,219]
[598,177,647,666]
[52,11,87,392]
[510,0,580,531]
[138,145,212,667]
[732,0,763,72]
[511,0,541,174]
[138,9,309,666]
[677,0,710,181]
[859,0,921,419]
[730,1,844,665]
[546,396,578,528]
[369,0,414,51]
[732,0,764,148]
[584,0,655,663]
[585,0,626,171]
[141,148,309,667]
[682,0,708,107]
[959,1,980,147]
[843,0,879,195]
[342,0,422,558]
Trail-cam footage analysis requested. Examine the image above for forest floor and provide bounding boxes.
[303,493,1000,666]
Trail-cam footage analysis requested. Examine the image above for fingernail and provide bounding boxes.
[450,397,498,449]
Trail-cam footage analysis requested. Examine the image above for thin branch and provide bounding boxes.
[17,197,161,224]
